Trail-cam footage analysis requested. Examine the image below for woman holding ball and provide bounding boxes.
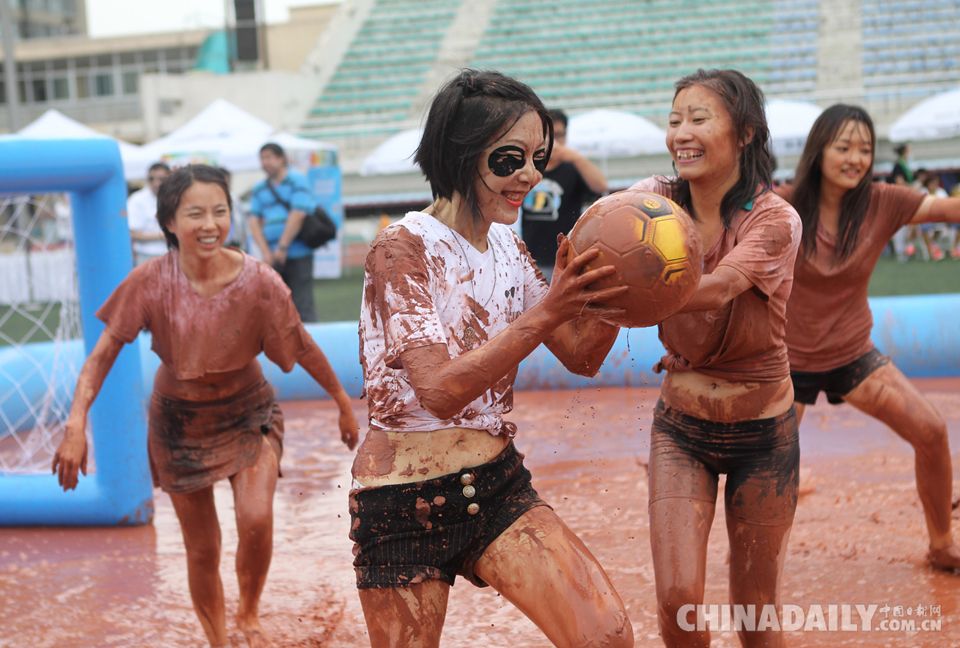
[631,69,802,647]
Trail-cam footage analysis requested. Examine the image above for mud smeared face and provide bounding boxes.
[668,84,741,187]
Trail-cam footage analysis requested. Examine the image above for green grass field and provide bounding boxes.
[867,256,960,295]
[0,257,956,346]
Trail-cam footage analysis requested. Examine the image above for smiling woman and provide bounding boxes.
[630,68,802,648]
[51,164,358,647]
[351,69,635,647]
[779,104,960,573]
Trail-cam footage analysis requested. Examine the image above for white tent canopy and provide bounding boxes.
[137,99,334,178]
[889,87,960,142]
[567,109,667,158]
[765,99,823,158]
[360,128,422,176]
[13,109,147,180]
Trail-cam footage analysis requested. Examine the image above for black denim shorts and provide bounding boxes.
[791,348,890,405]
[349,441,548,589]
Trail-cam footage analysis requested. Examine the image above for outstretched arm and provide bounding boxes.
[52,331,125,490]
[297,341,359,449]
[911,194,960,224]
[401,247,627,420]
[681,210,801,313]
[679,265,754,312]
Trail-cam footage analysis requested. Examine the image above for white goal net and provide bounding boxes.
[0,192,84,473]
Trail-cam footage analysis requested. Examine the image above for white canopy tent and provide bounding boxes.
[567,109,667,158]
[138,99,335,178]
[889,87,960,142]
[360,128,423,176]
[11,109,147,180]
[765,99,823,158]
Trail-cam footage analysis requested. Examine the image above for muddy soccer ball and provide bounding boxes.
[567,189,703,328]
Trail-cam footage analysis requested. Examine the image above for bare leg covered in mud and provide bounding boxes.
[648,410,798,648]
[841,363,960,571]
[229,437,280,647]
[168,438,280,648]
[169,488,228,647]
[357,506,633,648]
[649,497,714,648]
[725,500,794,648]
[475,506,633,647]
[359,581,450,648]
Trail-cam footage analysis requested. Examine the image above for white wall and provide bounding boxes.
[139,70,319,141]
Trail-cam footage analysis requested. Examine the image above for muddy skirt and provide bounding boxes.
[148,380,283,494]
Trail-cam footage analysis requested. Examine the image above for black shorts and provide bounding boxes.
[791,348,890,405]
[649,400,799,525]
[349,441,548,589]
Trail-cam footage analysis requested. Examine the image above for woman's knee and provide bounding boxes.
[657,586,702,629]
[237,510,273,542]
[578,603,634,648]
[911,415,949,456]
[184,532,222,567]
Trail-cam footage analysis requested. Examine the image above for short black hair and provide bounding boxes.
[547,109,568,129]
[259,142,287,160]
[414,69,552,220]
[147,162,171,175]
[894,143,909,157]
[155,165,232,249]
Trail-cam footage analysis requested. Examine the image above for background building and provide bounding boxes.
[10,0,86,39]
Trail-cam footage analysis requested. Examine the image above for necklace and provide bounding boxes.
[450,228,498,309]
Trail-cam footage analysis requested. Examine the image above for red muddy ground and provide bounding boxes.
[2,381,959,647]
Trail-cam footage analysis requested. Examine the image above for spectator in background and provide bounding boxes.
[127,162,171,266]
[247,143,317,322]
[889,143,913,185]
[521,109,608,278]
[922,173,950,261]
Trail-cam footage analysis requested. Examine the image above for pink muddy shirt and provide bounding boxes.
[631,177,802,383]
[359,212,548,435]
[780,182,925,372]
[96,250,310,380]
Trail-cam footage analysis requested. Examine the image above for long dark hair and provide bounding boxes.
[667,69,774,228]
[155,164,232,249]
[789,104,875,260]
[415,69,553,220]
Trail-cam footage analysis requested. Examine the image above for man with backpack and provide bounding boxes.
[248,142,318,322]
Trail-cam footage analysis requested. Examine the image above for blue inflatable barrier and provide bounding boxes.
[2,288,958,527]
[3,294,958,429]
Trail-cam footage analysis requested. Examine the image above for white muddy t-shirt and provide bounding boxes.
[359,211,548,435]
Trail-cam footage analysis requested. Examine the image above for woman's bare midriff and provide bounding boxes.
[351,426,511,487]
[153,360,266,402]
[662,370,794,422]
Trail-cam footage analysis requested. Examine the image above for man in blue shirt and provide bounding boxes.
[248,143,317,322]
